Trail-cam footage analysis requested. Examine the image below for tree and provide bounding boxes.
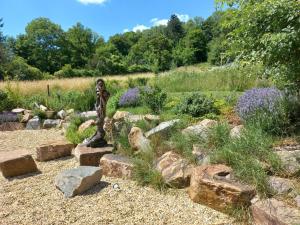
[167,15,185,43]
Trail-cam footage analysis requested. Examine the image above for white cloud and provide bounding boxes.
[123,28,130,33]
[176,14,190,22]
[132,24,149,32]
[150,18,168,26]
[77,0,107,5]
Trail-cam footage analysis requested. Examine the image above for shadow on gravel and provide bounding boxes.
[50,155,74,162]
[6,170,42,181]
[81,181,111,196]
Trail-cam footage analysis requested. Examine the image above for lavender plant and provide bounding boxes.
[118,88,140,107]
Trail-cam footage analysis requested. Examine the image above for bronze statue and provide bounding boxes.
[83,78,110,147]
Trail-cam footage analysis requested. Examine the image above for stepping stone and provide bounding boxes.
[74,145,113,166]
[55,166,102,198]
[100,154,133,179]
[36,140,74,162]
[0,149,38,178]
[43,119,61,129]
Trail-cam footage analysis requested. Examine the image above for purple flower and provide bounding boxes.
[119,88,140,107]
[236,87,283,120]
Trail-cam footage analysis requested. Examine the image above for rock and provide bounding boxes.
[36,140,74,162]
[0,149,38,178]
[128,127,151,152]
[145,119,180,138]
[21,113,33,123]
[79,111,97,118]
[251,198,300,225]
[74,145,113,166]
[43,119,61,129]
[126,115,144,123]
[182,119,217,138]
[155,151,192,188]
[100,154,133,179]
[26,116,41,130]
[78,119,95,133]
[103,117,113,142]
[192,144,210,165]
[188,164,256,212]
[11,108,25,114]
[55,166,102,198]
[144,114,160,122]
[39,104,47,112]
[0,112,18,123]
[57,110,66,119]
[0,122,24,131]
[113,111,132,121]
[230,125,244,138]
[276,150,300,176]
[295,195,300,208]
[66,109,74,115]
[268,176,294,195]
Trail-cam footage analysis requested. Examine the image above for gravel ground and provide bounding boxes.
[0,130,234,225]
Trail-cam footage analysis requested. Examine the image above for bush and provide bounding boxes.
[107,91,124,117]
[118,88,140,107]
[176,93,219,117]
[140,86,167,114]
[127,77,149,88]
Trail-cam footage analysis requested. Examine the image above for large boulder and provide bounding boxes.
[275,149,300,176]
[43,119,61,129]
[0,149,38,178]
[100,154,133,179]
[78,119,95,133]
[155,151,192,188]
[74,145,113,166]
[55,166,102,198]
[145,119,180,138]
[0,122,24,131]
[26,116,41,130]
[36,140,74,162]
[182,119,217,138]
[188,164,256,212]
[128,127,151,152]
[251,198,300,225]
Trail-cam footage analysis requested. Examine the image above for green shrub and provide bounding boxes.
[127,77,149,88]
[207,122,231,149]
[140,86,167,114]
[176,93,219,117]
[107,91,124,117]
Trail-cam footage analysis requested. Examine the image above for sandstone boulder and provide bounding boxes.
[155,151,192,188]
[182,119,217,138]
[188,164,256,212]
[0,149,38,178]
[26,116,41,130]
[43,119,61,129]
[251,198,300,225]
[78,119,95,133]
[74,145,113,166]
[145,119,180,138]
[55,166,102,198]
[36,140,74,162]
[100,154,133,179]
[128,127,151,152]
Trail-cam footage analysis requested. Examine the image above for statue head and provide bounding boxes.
[96,78,105,97]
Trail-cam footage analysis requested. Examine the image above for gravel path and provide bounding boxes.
[0,130,234,225]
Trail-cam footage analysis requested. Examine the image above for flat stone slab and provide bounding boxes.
[36,140,74,162]
[0,149,38,178]
[145,119,180,138]
[55,166,102,198]
[74,145,113,166]
[100,154,133,179]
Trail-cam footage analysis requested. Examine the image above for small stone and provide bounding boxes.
[100,154,133,179]
[11,108,25,114]
[182,119,217,138]
[145,119,180,138]
[26,116,41,130]
[55,166,102,198]
[43,119,61,129]
[39,105,47,112]
[268,176,294,195]
[125,115,144,123]
[36,140,74,162]
[21,113,33,123]
[230,125,244,138]
[276,150,300,176]
[74,145,113,166]
[78,119,95,133]
[128,127,151,152]
[0,149,38,178]
[144,114,160,122]
[113,111,132,121]
[57,110,66,119]
[79,111,97,118]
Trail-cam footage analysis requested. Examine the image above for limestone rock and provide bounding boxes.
[126,115,144,123]
[144,114,160,122]
[0,122,24,131]
[43,119,61,129]
[268,176,294,195]
[276,150,300,176]
[57,110,66,119]
[79,111,97,118]
[155,151,192,188]
[11,108,25,114]
[21,113,33,123]
[36,140,74,162]
[113,111,132,121]
[39,104,47,112]
[55,166,102,198]
[78,119,95,133]
[26,116,41,130]
[230,125,244,138]
[0,149,38,178]
[251,198,300,225]
[128,127,151,152]
[145,119,180,138]
[182,119,217,138]
[74,145,113,166]
[188,164,256,212]
[100,154,133,179]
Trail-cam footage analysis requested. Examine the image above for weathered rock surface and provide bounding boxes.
[36,140,74,162]
[0,112,18,123]
[144,114,160,122]
[295,195,300,208]
[39,105,47,112]
[78,119,95,133]
[11,108,25,114]
[26,116,41,130]
[103,117,113,142]
[113,111,132,121]
[79,111,97,118]
[0,122,24,131]
[192,144,210,165]
[276,150,300,176]
[268,176,295,195]
[128,127,151,152]
[21,113,33,123]
[145,119,180,138]
[251,198,300,225]
[100,154,133,179]
[43,119,61,129]
[182,119,217,138]
[230,125,244,138]
[74,145,113,166]
[188,164,256,212]
[57,110,66,119]
[0,149,38,178]
[155,151,192,188]
[55,166,102,198]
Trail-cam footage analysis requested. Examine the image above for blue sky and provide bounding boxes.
[0,0,217,39]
